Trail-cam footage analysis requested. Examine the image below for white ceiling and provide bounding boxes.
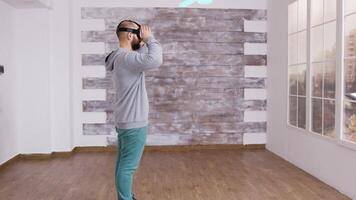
[2,0,52,9]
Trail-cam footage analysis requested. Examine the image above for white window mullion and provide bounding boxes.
[296,0,300,127]
[306,0,312,132]
[321,0,325,136]
[335,0,344,144]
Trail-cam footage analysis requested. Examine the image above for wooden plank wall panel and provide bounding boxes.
[80,7,267,145]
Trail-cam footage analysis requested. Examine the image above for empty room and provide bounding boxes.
[0,0,356,199]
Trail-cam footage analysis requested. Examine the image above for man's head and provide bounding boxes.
[116,20,142,50]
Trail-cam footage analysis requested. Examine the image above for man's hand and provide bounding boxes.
[140,25,152,42]
[139,41,145,48]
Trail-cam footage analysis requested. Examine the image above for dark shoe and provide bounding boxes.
[132,193,137,200]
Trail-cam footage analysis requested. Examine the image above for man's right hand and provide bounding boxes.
[140,25,152,42]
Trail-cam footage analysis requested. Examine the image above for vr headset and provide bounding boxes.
[116,20,142,40]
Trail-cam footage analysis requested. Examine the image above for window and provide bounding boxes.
[288,0,307,129]
[288,0,356,149]
[343,0,356,143]
[310,0,336,138]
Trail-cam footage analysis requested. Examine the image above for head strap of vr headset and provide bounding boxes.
[117,20,141,40]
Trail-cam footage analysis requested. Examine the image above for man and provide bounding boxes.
[105,20,163,200]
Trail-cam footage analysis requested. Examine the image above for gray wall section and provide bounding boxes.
[81,7,267,145]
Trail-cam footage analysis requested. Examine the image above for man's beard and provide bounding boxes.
[131,39,141,51]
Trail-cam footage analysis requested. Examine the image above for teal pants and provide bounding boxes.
[115,126,148,200]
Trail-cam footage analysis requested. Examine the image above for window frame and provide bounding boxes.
[286,0,356,151]
[287,0,308,131]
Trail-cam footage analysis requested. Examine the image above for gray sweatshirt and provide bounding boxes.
[105,36,163,129]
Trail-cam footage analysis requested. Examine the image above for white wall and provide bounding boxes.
[267,0,356,199]
[13,8,52,154]
[0,0,18,165]
[12,0,73,154]
[0,0,73,164]
[49,0,72,152]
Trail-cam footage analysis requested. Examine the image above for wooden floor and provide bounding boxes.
[0,148,350,200]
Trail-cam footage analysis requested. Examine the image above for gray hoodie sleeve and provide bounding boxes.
[136,42,149,54]
[122,36,163,72]
[105,51,115,71]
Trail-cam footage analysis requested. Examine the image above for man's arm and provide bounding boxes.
[124,35,163,72]
[136,42,148,54]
